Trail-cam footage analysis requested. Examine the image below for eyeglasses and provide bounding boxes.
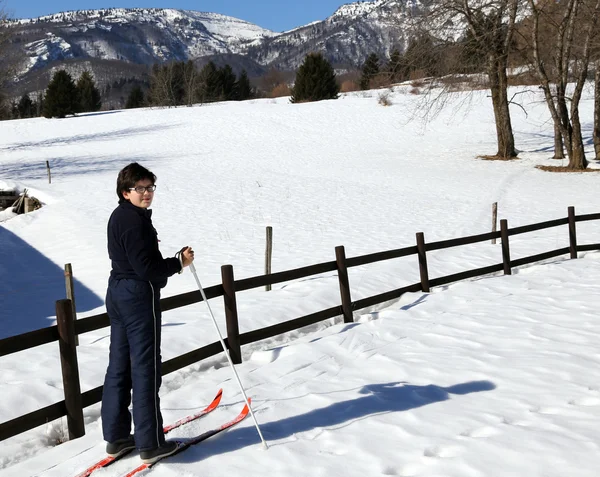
[129,185,157,194]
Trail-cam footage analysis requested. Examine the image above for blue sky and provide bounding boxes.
[7,0,351,31]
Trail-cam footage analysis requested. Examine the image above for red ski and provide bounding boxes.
[121,399,251,477]
[73,389,223,477]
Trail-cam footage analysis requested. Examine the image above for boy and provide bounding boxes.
[101,162,194,463]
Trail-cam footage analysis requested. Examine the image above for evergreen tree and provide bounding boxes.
[125,85,145,109]
[403,35,441,78]
[76,71,102,112]
[197,61,221,103]
[43,70,79,118]
[17,93,33,118]
[360,53,380,90]
[219,64,237,101]
[237,69,252,100]
[387,49,405,83]
[170,61,186,105]
[291,52,339,104]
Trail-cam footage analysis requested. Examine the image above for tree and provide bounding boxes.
[76,70,102,112]
[595,59,600,161]
[43,70,79,118]
[360,53,380,90]
[183,60,196,106]
[0,0,18,118]
[415,0,521,159]
[125,85,145,109]
[527,0,600,169]
[219,64,237,101]
[196,61,221,103]
[237,69,252,100]
[402,34,443,79]
[17,93,33,118]
[291,52,339,103]
[387,49,405,83]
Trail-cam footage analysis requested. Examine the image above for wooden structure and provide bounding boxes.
[0,190,18,211]
[0,206,598,442]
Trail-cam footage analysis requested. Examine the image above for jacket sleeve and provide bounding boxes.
[120,221,182,282]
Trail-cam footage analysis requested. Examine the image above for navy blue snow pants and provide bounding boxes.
[101,278,165,451]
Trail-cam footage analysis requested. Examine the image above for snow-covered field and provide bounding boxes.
[0,84,599,477]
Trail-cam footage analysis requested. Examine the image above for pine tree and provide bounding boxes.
[387,49,405,83]
[237,69,252,100]
[170,61,186,105]
[125,85,145,109]
[76,71,102,112]
[360,53,380,90]
[43,70,79,118]
[237,70,252,101]
[197,61,221,103]
[219,64,237,101]
[17,93,33,118]
[291,52,339,104]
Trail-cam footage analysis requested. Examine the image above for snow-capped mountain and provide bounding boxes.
[5,0,427,91]
[244,0,425,70]
[10,8,278,75]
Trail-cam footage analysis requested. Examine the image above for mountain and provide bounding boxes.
[244,0,426,70]
[4,1,427,95]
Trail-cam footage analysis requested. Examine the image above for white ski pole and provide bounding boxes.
[188,262,269,449]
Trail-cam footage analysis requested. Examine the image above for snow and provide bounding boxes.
[0,83,599,477]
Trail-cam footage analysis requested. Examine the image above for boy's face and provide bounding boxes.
[122,179,155,209]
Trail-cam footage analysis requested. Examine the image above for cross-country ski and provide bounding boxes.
[73,389,222,477]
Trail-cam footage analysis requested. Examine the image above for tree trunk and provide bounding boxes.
[488,60,517,158]
[567,109,588,169]
[553,121,564,159]
[595,61,600,160]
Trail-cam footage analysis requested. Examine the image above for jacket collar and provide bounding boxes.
[119,199,153,218]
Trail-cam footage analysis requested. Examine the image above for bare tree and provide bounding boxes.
[0,1,16,117]
[527,0,600,169]
[595,58,600,160]
[183,60,197,106]
[413,0,521,159]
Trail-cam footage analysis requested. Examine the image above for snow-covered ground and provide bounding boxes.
[0,84,599,477]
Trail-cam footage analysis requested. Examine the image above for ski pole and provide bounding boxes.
[188,262,269,450]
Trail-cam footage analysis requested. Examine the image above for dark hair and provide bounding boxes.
[116,162,156,202]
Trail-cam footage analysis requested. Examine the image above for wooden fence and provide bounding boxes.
[1,206,599,442]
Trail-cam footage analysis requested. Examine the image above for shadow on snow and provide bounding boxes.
[176,379,496,461]
[0,225,104,339]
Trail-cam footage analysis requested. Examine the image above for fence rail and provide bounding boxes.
[1,206,599,442]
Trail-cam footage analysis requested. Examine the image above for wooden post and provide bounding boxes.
[46,161,51,184]
[221,265,241,364]
[416,232,430,293]
[568,206,577,259]
[24,197,32,213]
[265,226,273,291]
[500,219,512,275]
[55,299,85,440]
[335,246,353,323]
[492,202,498,244]
[64,264,78,346]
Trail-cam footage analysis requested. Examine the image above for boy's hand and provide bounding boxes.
[179,246,195,267]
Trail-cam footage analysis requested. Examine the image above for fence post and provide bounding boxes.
[568,206,577,259]
[335,246,353,323]
[221,265,241,364]
[55,299,85,440]
[500,219,511,275]
[416,232,430,292]
[64,264,78,345]
[265,226,273,291]
[492,202,498,244]
[46,161,51,184]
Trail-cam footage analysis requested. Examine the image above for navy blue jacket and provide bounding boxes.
[107,200,181,288]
